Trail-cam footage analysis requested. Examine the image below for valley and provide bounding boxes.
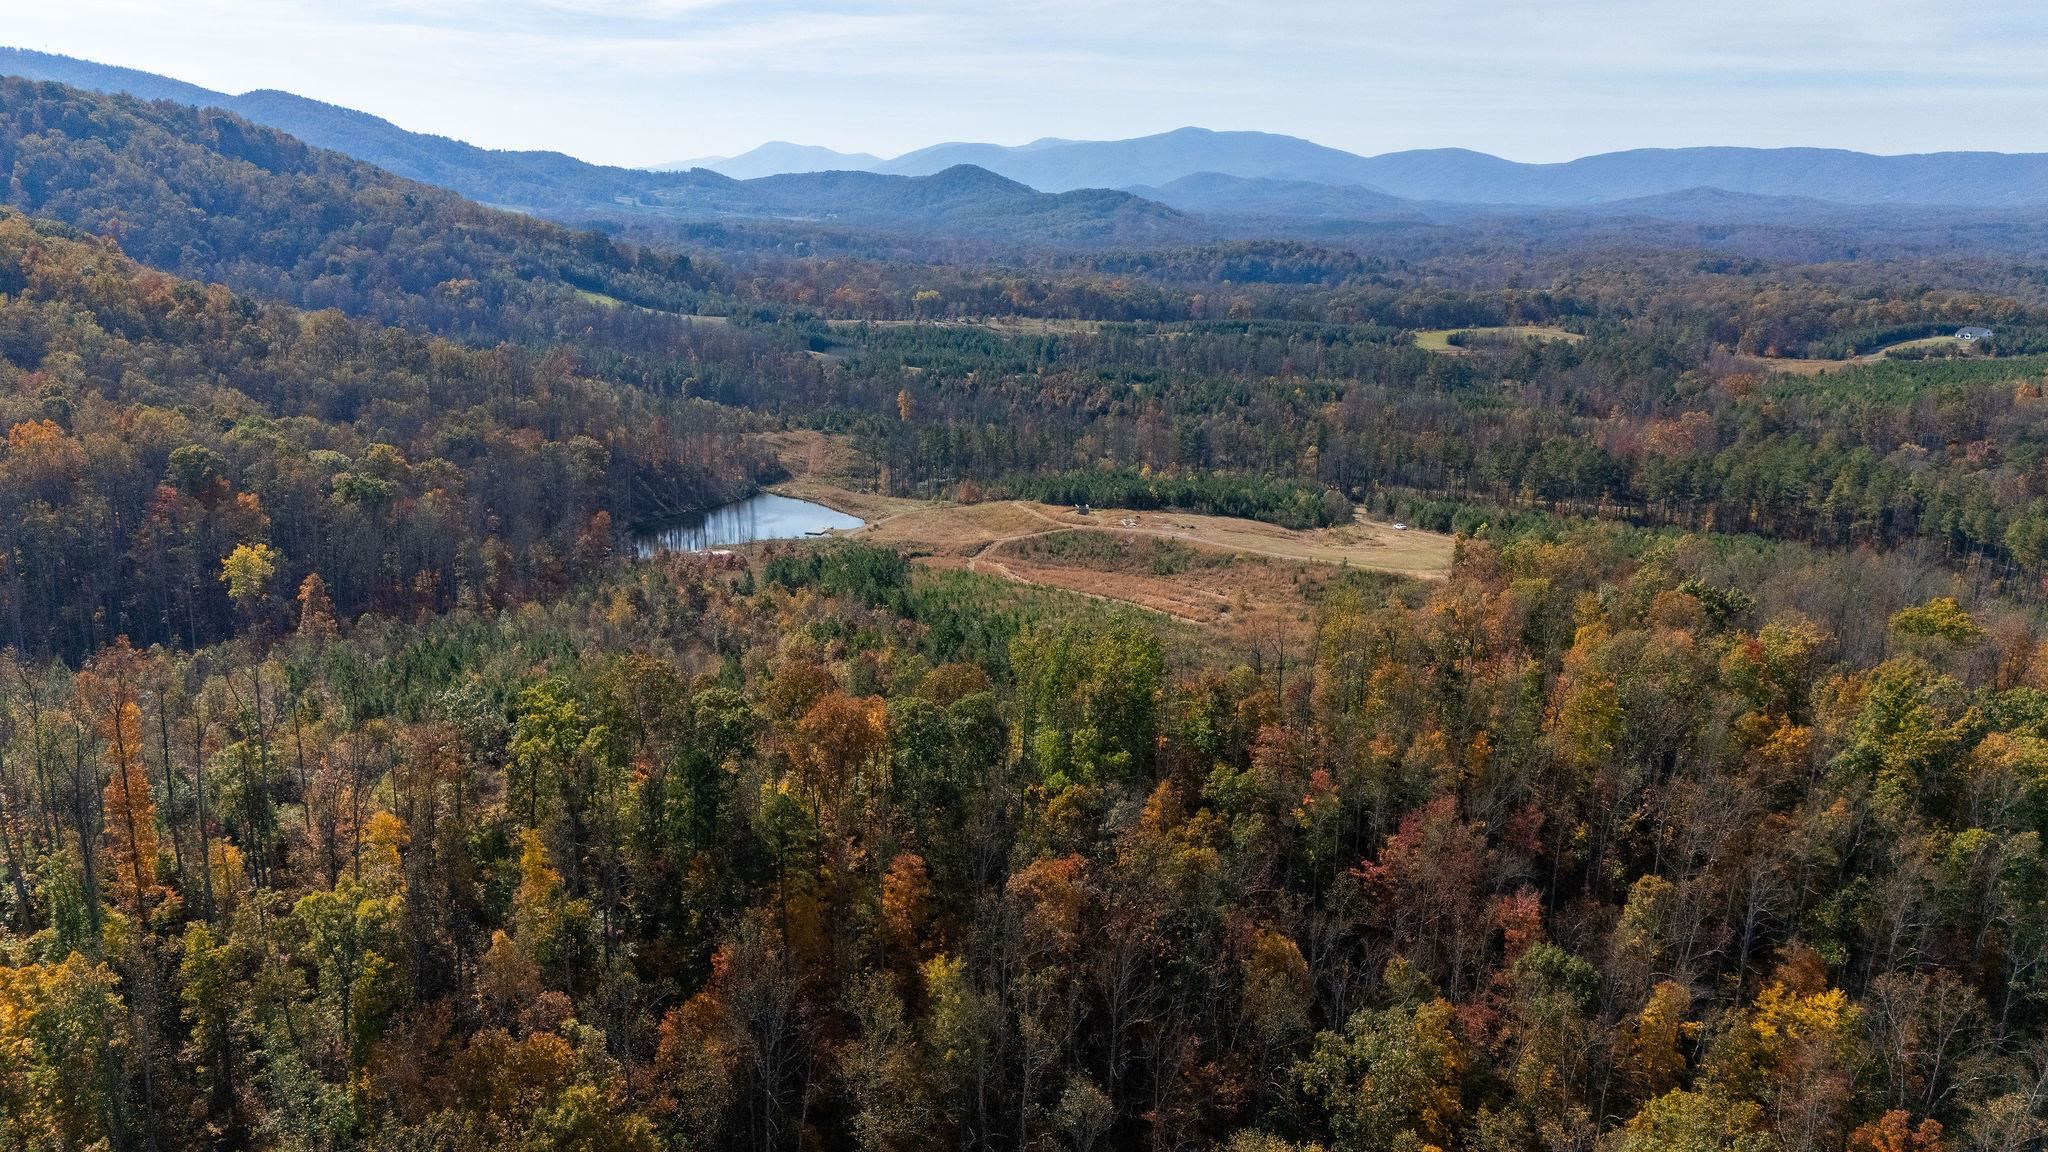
[1,39,2046,1152]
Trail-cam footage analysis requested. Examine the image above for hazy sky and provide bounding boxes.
[7,1,2044,166]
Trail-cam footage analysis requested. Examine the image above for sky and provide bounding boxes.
[6,1,2046,167]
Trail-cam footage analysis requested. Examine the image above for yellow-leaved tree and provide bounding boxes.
[220,542,281,611]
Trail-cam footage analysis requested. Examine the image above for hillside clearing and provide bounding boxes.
[770,489,1452,635]
[1414,325,1583,352]
[849,497,1453,576]
[1756,334,1989,375]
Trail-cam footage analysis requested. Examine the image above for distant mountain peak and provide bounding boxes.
[923,163,1032,191]
[658,141,884,178]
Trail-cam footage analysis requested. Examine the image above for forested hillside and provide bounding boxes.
[0,78,852,418]
[0,211,767,658]
[0,77,722,338]
[2,57,2048,1152]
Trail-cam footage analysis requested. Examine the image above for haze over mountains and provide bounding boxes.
[696,125,2048,209]
[658,142,884,180]
[5,44,2048,257]
[0,47,1194,246]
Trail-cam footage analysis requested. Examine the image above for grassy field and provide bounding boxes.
[572,288,727,325]
[1414,325,1583,352]
[1763,353,2048,403]
[1757,334,1997,376]
[1879,336,1968,355]
[852,498,1453,575]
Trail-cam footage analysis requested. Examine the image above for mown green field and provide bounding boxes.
[1413,324,1583,351]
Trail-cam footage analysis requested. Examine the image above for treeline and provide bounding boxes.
[2,528,2046,1151]
[0,212,769,659]
[809,311,2048,588]
[995,469,1353,529]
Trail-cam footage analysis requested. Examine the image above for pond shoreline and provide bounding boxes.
[634,491,865,556]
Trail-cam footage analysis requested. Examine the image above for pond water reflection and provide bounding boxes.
[635,492,864,556]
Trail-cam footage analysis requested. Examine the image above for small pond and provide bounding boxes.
[635,492,864,556]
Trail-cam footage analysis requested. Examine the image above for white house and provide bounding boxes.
[1956,326,1994,342]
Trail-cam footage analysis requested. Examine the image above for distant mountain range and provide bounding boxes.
[880,129,1394,192]
[6,44,2048,257]
[672,125,2048,209]
[1339,144,2048,208]
[0,48,1188,245]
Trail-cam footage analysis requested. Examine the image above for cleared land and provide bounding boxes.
[1414,325,1583,352]
[752,432,1452,637]
[751,428,882,487]
[1757,335,1981,376]
[572,288,729,325]
[853,499,1451,576]
[810,492,1453,640]
[968,530,1337,643]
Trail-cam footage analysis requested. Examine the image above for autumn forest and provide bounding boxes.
[0,73,2046,1152]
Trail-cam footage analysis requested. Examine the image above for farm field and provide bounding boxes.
[1756,334,1982,375]
[1413,324,1583,351]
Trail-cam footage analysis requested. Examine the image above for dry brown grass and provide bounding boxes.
[782,487,1453,634]
[848,498,1452,576]
[756,449,1452,634]
[750,430,867,481]
[967,530,1395,646]
[860,499,1054,551]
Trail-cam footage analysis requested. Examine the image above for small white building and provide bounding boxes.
[1956,326,1994,342]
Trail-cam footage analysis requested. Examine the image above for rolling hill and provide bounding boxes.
[0,48,1192,245]
[0,46,692,213]
[0,74,718,337]
[643,164,1192,243]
